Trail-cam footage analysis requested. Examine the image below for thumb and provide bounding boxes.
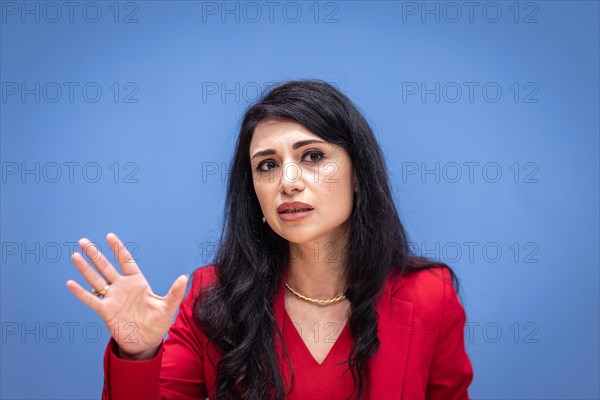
[164,274,189,310]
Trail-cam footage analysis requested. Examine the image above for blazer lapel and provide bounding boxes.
[367,288,414,399]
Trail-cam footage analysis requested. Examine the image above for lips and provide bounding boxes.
[280,208,312,214]
[277,201,314,213]
[278,208,313,221]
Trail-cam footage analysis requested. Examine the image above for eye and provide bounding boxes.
[256,160,277,172]
[255,151,325,173]
[304,150,324,163]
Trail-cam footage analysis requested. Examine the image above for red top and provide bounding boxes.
[280,303,362,399]
[101,263,473,400]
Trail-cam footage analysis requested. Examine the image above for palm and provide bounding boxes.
[66,233,189,357]
[98,274,172,354]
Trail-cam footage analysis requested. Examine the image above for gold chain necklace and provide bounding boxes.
[284,282,346,304]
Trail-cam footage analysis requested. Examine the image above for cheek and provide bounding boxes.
[253,184,264,202]
[319,175,353,205]
[253,182,273,209]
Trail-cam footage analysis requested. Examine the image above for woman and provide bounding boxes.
[66,80,474,399]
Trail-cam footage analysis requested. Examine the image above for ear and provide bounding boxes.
[353,170,359,193]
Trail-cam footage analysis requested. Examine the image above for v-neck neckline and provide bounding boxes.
[282,301,350,367]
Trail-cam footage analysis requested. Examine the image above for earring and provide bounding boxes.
[262,216,266,224]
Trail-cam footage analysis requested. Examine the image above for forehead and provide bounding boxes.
[249,119,322,151]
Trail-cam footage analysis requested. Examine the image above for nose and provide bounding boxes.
[279,161,304,194]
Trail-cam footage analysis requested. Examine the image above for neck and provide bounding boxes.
[286,226,350,299]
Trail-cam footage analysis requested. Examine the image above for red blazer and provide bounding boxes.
[102,264,473,399]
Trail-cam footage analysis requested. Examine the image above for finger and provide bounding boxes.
[65,279,103,314]
[78,238,120,283]
[71,252,113,293]
[106,232,141,276]
[164,275,189,315]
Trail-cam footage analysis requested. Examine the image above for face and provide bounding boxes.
[249,118,357,247]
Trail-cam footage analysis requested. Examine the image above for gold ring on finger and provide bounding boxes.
[92,283,111,298]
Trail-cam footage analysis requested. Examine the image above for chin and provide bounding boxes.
[274,227,324,246]
[278,233,316,245]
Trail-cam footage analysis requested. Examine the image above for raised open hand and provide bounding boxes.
[66,233,189,360]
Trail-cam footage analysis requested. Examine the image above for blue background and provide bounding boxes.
[1,1,598,398]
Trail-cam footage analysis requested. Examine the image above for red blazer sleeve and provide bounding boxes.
[425,267,474,400]
[101,268,208,400]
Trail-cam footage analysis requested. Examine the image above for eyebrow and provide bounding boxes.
[251,140,326,160]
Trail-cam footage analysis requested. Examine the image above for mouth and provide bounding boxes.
[278,208,314,221]
[278,208,313,214]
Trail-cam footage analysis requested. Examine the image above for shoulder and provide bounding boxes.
[384,261,459,319]
[386,262,452,298]
[187,264,219,297]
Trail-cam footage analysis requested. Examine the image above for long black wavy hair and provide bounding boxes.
[194,79,461,399]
